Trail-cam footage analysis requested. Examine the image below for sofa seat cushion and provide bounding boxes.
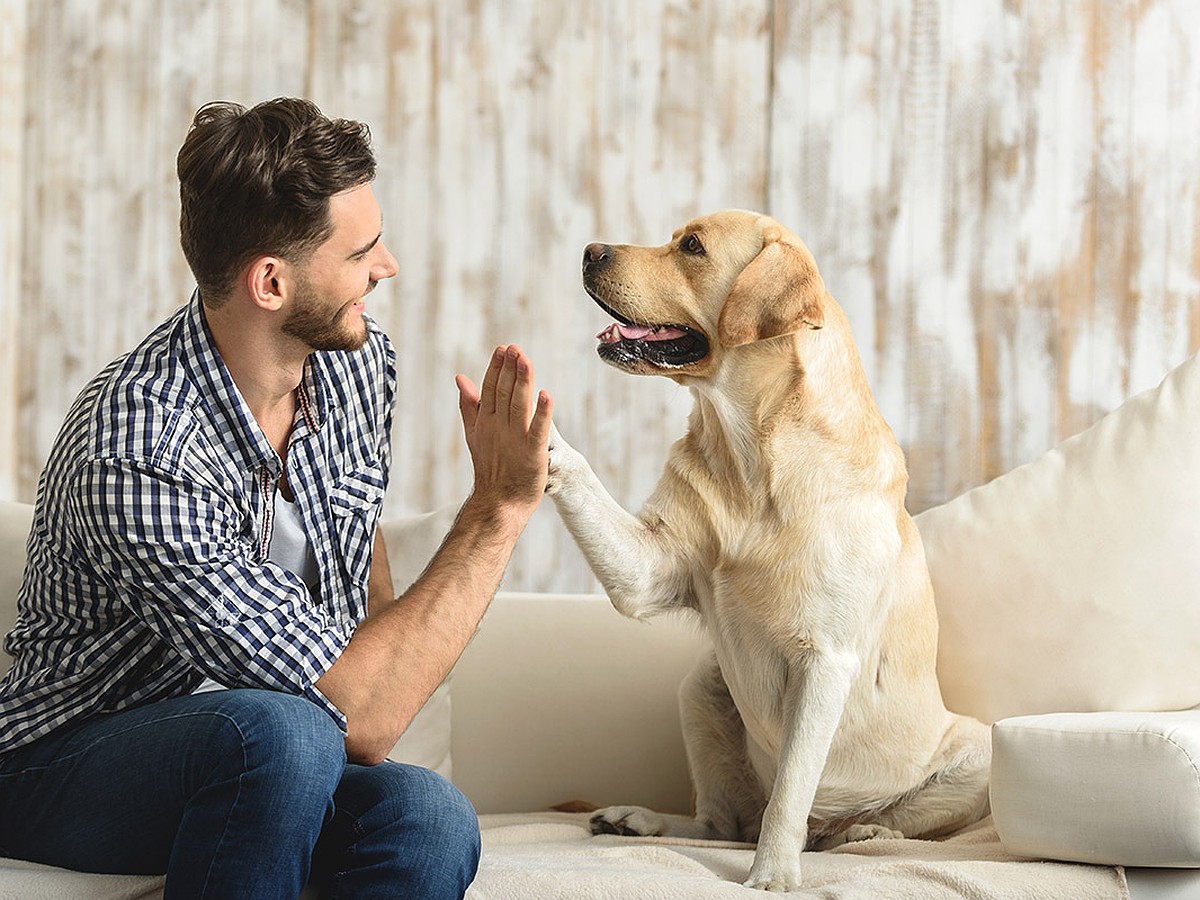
[916,350,1200,724]
[0,856,163,899]
[991,710,1200,867]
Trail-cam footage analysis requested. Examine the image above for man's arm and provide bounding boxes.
[366,526,394,617]
[317,344,552,765]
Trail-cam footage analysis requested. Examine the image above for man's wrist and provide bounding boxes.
[458,490,536,535]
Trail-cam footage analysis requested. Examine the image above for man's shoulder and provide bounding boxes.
[59,306,203,464]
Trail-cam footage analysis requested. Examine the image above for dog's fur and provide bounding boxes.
[545,211,990,891]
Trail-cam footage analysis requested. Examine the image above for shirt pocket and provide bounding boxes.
[328,461,386,593]
[329,463,386,511]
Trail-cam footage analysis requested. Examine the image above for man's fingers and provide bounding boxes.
[529,390,553,449]
[479,346,507,416]
[508,347,539,427]
[494,346,520,421]
[456,374,479,433]
[469,343,548,448]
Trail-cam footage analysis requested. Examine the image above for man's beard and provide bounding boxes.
[282,279,371,352]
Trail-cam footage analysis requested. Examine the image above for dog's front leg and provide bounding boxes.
[546,424,689,618]
[744,648,858,892]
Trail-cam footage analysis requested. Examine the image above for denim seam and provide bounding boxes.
[0,709,248,777]
[195,714,250,899]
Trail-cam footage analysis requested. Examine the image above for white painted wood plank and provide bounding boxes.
[7,0,1200,589]
[0,0,27,501]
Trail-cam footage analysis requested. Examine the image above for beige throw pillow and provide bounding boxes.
[916,351,1200,724]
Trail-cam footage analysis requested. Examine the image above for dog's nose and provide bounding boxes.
[583,242,611,272]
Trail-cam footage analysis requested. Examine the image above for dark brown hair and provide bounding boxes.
[177,97,376,305]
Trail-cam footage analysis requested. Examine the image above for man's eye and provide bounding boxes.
[681,234,705,255]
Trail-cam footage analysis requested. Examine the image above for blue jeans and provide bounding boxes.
[0,689,480,899]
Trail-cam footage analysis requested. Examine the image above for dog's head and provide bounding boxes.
[582,210,827,379]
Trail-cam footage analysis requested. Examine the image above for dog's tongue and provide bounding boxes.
[597,323,687,343]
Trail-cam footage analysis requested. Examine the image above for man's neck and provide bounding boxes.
[202,297,307,456]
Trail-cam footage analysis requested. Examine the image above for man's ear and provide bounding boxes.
[717,232,825,348]
[245,256,287,312]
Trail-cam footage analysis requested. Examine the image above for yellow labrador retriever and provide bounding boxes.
[545,210,990,891]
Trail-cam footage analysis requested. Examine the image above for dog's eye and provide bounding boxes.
[681,234,705,256]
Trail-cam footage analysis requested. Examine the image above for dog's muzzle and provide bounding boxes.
[581,243,709,370]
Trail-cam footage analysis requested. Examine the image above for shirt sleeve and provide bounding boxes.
[369,322,397,490]
[69,455,353,729]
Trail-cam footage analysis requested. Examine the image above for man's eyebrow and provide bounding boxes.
[349,219,384,259]
[348,234,379,259]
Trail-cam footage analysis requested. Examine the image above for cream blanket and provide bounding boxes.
[467,812,1129,899]
[0,812,1129,899]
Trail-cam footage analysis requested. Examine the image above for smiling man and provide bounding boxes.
[0,98,552,899]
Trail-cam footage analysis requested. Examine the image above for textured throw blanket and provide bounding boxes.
[467,812,1129,899]
[0,812,1128,899]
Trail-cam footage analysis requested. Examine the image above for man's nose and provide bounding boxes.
[375,243,399,280]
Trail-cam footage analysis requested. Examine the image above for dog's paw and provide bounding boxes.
[545,423,581,496]
[743,876,802,892]
[818,823,905,850]
[589,806,669,837]
[743,861,803,892]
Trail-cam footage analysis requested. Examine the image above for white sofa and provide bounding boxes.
[3,349,1200,898]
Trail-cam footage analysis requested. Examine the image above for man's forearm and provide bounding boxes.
[366,526,394,616]
[317,494,528,764]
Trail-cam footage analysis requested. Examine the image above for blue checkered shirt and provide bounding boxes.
[0,292,395,753]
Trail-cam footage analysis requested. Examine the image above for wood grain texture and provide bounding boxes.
[0,0,26,499]
[2,0,1198,592]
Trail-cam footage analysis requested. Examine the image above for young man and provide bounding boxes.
[0,98,551,898]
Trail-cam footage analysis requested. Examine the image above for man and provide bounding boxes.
[0,98,551,898]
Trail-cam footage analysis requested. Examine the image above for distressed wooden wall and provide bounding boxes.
[2,0,1198,592]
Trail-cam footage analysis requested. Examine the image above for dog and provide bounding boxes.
[544,210,990,891]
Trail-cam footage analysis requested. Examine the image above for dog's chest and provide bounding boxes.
[695,510,842,642]
[690,508,875,754]
[708,612,791,753]
[691,526,810,752]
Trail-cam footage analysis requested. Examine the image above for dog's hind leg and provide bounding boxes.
[591,651,767,842]
[815,715,991,849]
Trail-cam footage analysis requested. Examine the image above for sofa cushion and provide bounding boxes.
[916,350,1200,725]
[0,501,34,679]
[991,710,1200,866]
[379,503,461,778]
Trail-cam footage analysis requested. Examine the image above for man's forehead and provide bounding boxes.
[328,183,382,243]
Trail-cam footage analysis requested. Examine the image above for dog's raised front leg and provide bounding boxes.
[744,647,858,892]
[546,424,689,618]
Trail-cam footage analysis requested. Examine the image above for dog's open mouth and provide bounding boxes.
[588,295,709,369]
[595,320,708,368]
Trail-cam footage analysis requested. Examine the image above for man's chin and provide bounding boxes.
[321,330,368,354]
[303,320,368,353]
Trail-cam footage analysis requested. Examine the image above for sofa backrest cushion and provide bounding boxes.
[0,501,34,679]
[917,350,1200,724]
[450,591,703,815]
[378,504,462,778]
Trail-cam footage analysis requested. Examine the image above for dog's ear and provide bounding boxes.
[717,231,825,347]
